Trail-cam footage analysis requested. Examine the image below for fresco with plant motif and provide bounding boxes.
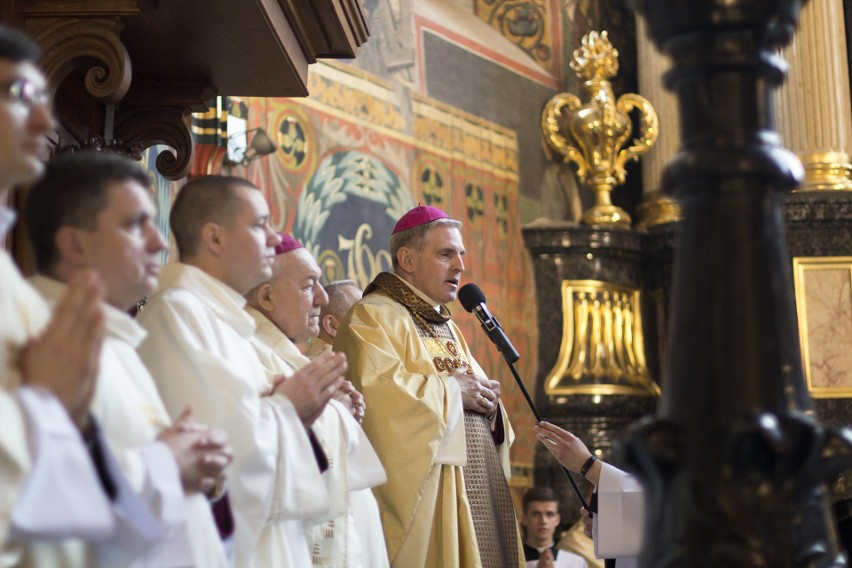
[474,0,564,81]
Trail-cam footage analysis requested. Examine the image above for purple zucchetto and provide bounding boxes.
[391,205,450,235]
[274,233,305,255]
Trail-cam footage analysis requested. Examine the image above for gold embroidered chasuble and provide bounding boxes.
[334,272,523,568]
[304,338,333,360]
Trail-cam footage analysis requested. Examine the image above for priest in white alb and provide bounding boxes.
[137,175,347,568]
[24,151,233,567]
[0,24,168,567]
[304,279,363,361]
[245,235,388,568]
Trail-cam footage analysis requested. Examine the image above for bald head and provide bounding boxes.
[318,280,362,344]
[170,175,256,259]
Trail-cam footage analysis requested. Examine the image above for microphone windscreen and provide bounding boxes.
[458,283,486,312]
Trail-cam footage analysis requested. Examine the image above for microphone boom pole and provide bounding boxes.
[457,284,591,512]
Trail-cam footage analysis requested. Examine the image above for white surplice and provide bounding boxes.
[137,263,329,568]
[593,462,643,567]
[29,275,228,568]
[247,306,390,568]
[0,246,115,548]
[0,218,130,567]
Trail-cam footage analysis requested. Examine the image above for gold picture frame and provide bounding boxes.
[792,256,852,398]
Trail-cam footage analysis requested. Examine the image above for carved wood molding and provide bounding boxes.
[281,0,369,60]
[115,105,194,181]
[34,17,131,103]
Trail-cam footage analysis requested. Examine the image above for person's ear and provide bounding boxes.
[397,246,416,273]
[321,314,337,337]
[256,282,274,312]
[201,222,224,255]
[55,226,87,266]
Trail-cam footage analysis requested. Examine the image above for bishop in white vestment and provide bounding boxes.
[243,235,387,568]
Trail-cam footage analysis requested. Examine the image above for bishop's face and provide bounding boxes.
[404,224,466,305]
[266,248,328,344]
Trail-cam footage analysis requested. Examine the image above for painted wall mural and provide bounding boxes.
[474,0,563,81]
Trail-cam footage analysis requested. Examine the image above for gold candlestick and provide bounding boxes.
[542,31,658,228]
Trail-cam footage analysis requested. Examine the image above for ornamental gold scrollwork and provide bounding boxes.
[544,279,659,397]
[542,31,658,228]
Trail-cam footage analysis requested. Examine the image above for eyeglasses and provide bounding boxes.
[0,78,50,110]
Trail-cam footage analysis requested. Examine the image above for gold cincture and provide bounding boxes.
[544,280,660,397]
[542,31,658,228]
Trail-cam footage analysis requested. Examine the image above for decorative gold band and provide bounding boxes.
[794,152,852,191]
[635,192,681,230]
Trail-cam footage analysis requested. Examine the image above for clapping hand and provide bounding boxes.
[271,352,347,426]
[158,406,233,495]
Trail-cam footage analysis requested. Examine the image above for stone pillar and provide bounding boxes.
[522,224,663,522]
[627,0,852,565]
[634,16,681,230]
[774,0,852,191]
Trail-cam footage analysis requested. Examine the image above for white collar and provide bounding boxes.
[28,274,147,348]
[156,263,256,338]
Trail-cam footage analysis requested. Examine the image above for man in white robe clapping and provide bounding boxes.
[24,151,233,567]
[137,175,347,567]
[0,24,169,568]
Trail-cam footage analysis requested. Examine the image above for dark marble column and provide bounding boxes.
[624,1,852,566]
[523,223,672,517]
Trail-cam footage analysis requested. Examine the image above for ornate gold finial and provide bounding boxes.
[542,30,658,228]
[569,30,619,81]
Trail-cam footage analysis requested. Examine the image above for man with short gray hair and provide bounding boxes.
[335,205,524,568]
[305,279,362,359]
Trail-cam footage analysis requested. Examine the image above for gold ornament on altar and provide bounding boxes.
[542,31,658,228]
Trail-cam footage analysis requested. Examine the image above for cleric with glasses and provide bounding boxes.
[2,77,51,109]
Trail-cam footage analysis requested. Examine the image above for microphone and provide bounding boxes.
[457,282,591,512]
[458,283,520,364]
